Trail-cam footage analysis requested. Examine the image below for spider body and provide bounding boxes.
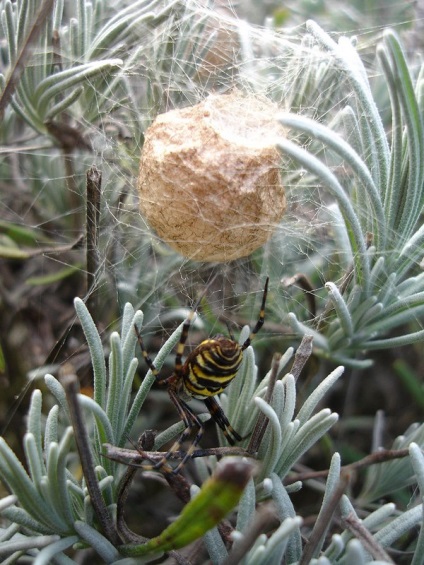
[134,277,269,473]
[180,336,244,399]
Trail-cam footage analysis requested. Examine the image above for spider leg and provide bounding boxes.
[241,276,269,351]
[124,390,203,475]
[163,389,205,473]
[175,279,216,374]
[204,396,242,445]
[142,389,203,474]
[134,324,160,380]
[225,320,236,341]
[174,309,197,375]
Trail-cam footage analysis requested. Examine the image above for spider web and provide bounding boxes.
[0,0,422,440]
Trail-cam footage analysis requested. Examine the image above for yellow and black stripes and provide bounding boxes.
[183,338,243,398]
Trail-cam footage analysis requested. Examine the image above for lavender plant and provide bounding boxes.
[0,0,423,563]
[277,22,424,368]
[0,298,422,562]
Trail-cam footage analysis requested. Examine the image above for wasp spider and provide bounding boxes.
[134,277,269,474]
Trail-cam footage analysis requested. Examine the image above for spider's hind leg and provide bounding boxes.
[204,396,242,445]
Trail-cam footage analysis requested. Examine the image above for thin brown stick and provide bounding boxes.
[104,443,252,466]
[290,335,313,382]
[343,511,394,563]
[62,372,121,546]
[286,448,410,485]
[86,166,102,319]
[299,471,350,564]
[221,505,277,565]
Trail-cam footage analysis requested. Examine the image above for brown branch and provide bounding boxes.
[221,505,277,565]
[299,471,350,565]
[290,335,314,382]
[62,372,122,546]
[85,166,102,321]
[104,443,252,466]
[343,511,394,563]
[286,448,410,486]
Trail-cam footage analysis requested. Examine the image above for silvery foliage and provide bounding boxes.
[0,299,421,563]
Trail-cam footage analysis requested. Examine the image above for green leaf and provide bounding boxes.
[26,265,82,286]
[0,243,31,259]
[0,343,5,373]
[393,359,424,410]
[0,220,50,246]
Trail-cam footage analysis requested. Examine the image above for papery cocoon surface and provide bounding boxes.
[138,91,286,262]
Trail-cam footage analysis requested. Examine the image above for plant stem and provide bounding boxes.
[63,372,121,546]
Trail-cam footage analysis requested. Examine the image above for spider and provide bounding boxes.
[133,277,269,474]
